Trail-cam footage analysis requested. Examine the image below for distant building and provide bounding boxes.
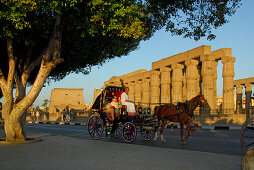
[48,88,86,121]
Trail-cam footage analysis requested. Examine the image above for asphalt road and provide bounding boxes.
[21,124,243,156]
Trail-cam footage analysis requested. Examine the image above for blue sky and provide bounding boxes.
[2,0,254,106]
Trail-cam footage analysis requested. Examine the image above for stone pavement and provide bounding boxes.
[0,129,242,170]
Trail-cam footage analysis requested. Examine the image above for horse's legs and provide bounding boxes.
[153,120,160,142]
[183,122,191,141]
[160,120,167,143]
[180,122,186,145]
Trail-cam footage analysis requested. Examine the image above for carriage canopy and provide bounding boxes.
[92,86,124,110]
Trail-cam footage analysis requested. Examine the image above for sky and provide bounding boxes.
[1,0,254,106]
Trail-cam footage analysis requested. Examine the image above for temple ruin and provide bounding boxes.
[101,45,236,116]
[234,77,254,119]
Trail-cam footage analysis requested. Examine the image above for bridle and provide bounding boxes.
[198,95,207,107]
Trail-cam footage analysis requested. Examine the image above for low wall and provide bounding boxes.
[196,114,246,125]
[26,111,92,122]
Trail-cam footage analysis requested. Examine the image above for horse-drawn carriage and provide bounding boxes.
[88,86,157,142]
[88,86,208,144]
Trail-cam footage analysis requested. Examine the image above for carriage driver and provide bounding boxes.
[121,87,136,114]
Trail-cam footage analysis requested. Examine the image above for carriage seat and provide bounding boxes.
[119,104,136,117]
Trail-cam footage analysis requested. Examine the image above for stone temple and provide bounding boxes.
[95,45,253,124]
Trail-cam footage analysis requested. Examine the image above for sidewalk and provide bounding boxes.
[0,131,242,170]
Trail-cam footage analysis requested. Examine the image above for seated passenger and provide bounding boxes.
[105,96,120,121]
[121,87,136,114]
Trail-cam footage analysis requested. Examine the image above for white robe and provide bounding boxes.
[121,92,136,113]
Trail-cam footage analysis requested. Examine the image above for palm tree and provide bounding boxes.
[42,99,49,111]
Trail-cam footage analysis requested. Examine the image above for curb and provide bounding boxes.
[27,120,87,126]
[27,121,241,130]
[0,137,41,145]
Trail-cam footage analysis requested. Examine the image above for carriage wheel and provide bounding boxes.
[115,126,122,138]
[141,128,155,141]
[240,117,254,152]
[122,122,136,143]
[87,115,104,140]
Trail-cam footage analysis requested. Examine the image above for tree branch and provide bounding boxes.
[0,67,7,92]
[6,38,15,97]
[13,15,64,118]
[41,15,63,62]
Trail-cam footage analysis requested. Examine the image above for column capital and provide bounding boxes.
[200,54,215,62]
[221,56,235,64]
[127,81,135,86]
[245,83,253,92]
[136,80,142,84]
[172,63,184,70]
[214,60,218,67]
[160,67,172,72]
[151,69,160,75]
[142,78,150,83]
[185,59,199,66]
[235,84,243,94]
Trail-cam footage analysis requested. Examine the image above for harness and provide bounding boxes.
[158,100,194,120]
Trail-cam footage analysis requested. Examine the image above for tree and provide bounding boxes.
[42,99,49,110]
[0,0,241,142]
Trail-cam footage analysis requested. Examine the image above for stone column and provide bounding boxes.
[160,67,171,104]
[245,83,252,119]
[128,81,135,101]
[141,79,150,107]
[134,80,142,104]
[213,61,218,115]
[185,59,199,100]
[236,85,243,115]
[182,71,187,101]
[201,54,216,114]
[172,64,184,105]
[197,64,201,94]
[150,70,160,111]
[222,56,235,114]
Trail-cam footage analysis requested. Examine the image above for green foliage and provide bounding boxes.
[0,0,242,84]
[88,0,148,39]
[42,99,48,107]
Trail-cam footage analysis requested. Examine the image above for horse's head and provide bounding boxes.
[197,94,208,107]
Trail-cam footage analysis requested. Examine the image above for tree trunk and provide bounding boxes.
[4,115,25,141]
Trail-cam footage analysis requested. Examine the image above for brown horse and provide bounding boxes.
[153,94,208,144]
